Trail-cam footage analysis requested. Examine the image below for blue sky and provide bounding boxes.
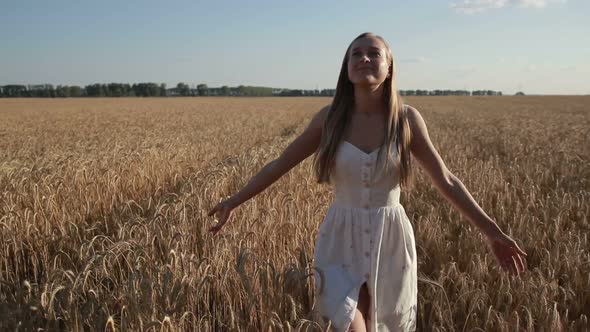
[1,0,588,95]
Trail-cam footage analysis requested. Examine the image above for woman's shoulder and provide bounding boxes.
[306,104,331,132]
[402,104,420,121]
[320,103,331,116]
[401,104,428,134]
[316,103,331,122]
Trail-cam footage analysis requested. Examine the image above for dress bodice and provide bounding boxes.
[329,140,402,210]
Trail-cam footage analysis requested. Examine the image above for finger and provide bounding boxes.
[207,205,217,216]
[214,216,228,228]
[508,239,526,256]
[512,259,519,276]
[506,261,516,277]
[516,245,527,256]
[209,210,231,235]
[209,225,222,235]
[511,256,521,276]
[516,256,526,272]
[503,258,516,276]
[504,261,515,276]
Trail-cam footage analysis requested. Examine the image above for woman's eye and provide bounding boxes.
[351,51,380,57]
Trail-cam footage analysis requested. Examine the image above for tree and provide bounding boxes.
[107,83,123,97]
[55,85,71,97]
[1,85,27,97]
[177,83,190,96]
[197,84,208,96]
[70,86,83,97]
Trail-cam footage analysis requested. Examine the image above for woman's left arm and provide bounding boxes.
[404,105,527,276]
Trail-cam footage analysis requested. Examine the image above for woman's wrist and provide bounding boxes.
[225,195,240,209]
[480,219,504,240]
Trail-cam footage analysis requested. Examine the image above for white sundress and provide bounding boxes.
[313,140,418,332]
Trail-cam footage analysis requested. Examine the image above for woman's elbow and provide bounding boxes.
[433,170,455,193]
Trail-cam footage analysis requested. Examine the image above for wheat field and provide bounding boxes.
[0,96,588,331]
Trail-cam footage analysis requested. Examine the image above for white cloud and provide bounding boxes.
[451,0,509,14]
[451,0,566,13]
[517,0,567,8]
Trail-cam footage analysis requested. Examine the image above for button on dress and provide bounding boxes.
[313,140,418,332]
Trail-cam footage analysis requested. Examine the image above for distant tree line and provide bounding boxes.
[400,89,502,96]
[0,83,505,97]
[0,83,168,97]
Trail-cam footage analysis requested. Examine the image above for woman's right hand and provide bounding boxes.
[484,230,527,277]
[207,197,237,235]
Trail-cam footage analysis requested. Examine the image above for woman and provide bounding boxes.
[207,32,527,332]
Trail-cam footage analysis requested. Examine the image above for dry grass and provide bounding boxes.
[0,96,588,331]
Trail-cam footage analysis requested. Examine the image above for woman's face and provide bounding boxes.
[347,36,390,87]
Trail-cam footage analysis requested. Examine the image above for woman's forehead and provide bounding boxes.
[350,36,386,51]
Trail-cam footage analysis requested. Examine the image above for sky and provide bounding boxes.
[1,0,588,95]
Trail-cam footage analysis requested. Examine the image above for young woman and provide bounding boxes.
[208,32,527,332]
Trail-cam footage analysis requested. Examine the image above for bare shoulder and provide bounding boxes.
[308,104,331,130]
[317,103,331,121]
[402,104,427,133]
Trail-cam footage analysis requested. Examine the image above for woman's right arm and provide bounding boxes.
[207,104,330,234]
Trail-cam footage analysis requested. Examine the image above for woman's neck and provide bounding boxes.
[353,84,385,114]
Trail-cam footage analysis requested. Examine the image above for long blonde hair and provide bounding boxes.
[313,32,414,189]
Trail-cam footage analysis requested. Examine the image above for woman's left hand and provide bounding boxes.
[485,231,527,276]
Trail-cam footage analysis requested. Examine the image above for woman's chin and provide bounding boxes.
[351,78,383,87]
